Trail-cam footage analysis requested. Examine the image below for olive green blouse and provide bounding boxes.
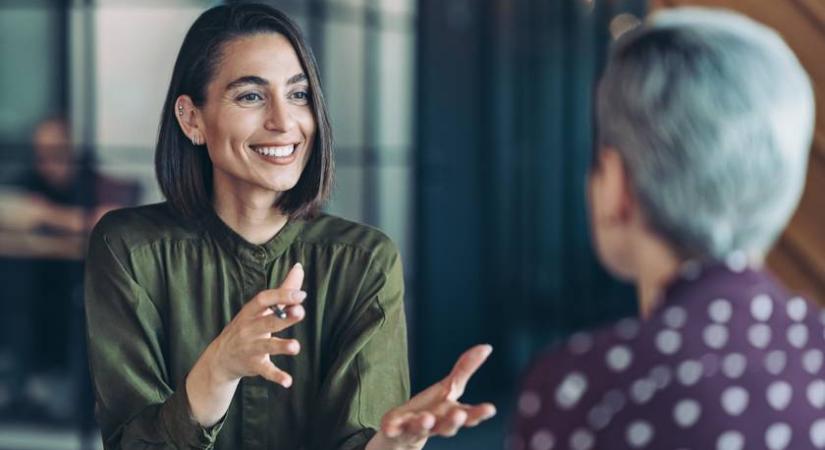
[84,203,409,450]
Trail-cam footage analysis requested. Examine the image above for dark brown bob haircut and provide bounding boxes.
[155,3,333,220]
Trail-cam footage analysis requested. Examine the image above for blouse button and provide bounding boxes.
[255,249,266,261]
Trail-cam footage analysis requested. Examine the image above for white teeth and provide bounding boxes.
[254,145,295,157]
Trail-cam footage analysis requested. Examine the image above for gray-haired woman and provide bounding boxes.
[511,8,820,450]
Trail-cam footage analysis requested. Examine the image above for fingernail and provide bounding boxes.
[287,340,301,354]
[290,291,307,301]
[282,377,292,388]
[293,262,303,270]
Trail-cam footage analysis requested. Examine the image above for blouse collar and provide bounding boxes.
[201,207,304,263]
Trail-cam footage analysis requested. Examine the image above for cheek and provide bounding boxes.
[298,109,316,141]
[298,110,317,162]
[206,109,259,145]
[588,176,631,278]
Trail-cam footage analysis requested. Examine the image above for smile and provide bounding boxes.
[251,144,296,158]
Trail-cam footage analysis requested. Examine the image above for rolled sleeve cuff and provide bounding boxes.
[159,383,226,449]
[338,428,377,450]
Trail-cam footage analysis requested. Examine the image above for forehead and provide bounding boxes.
[214,32,304,83]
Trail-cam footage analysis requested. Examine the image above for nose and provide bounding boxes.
[264,97,297,132]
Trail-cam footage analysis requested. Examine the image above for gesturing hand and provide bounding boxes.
[368,345,497,450]
[208,263,306,388]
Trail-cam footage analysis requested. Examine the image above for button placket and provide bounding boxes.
[254,247,267,263]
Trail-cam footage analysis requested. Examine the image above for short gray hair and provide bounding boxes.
[596,7,815,260]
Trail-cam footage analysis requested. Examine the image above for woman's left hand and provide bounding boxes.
[366,345,496,450]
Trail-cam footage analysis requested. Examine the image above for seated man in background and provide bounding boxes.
[0,115,135,235]
[0,115,138,422]
[510,8,821,450]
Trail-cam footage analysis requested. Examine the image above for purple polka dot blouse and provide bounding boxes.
[509,262,825,450]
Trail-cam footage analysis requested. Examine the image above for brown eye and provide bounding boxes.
[238,92,263,103]
[291,91,310,103]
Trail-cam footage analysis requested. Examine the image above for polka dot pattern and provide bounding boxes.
[722,353,747,379]
[663,306,688,329]
[721,386,749,416]
[811,419,825,448]
[677,360,703,386]
[656,329,682,355]
[512,269,825,450]
[764,350,787,376]
[673,398,701,428]
[626,420,654,448]
[802,349,823,375]
[765,422,792,450]
[568,332,594,355]
[703,324,729,349]
[555,373,588,410]
[751,294,774,321]
[606,345,633,373]
[529,429,555,450]
[717,431,745,450]
[519,391,541,417]
[709,299,733,323]
[569,428,594,450]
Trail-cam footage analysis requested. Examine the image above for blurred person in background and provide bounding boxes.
[0,115,133,235]
[509,8,822,450]
[85,4,494,450]
[0,114,136,424]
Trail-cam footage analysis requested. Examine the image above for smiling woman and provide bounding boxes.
[84,4,494,450]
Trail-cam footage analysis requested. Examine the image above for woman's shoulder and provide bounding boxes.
[297,213,399,259]
[92,202,199,251]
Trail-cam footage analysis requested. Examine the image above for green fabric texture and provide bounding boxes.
[84,203,410,450]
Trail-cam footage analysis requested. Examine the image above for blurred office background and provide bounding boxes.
[0,0,821,449]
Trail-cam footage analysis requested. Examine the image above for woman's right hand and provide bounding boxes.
[186,263,306,426]
[207,262,307,387]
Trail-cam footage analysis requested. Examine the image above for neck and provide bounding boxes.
[634,234,683,320]
[213,182,288,245]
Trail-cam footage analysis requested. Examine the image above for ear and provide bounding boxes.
[592,147,636,225]
[174,95,206,146]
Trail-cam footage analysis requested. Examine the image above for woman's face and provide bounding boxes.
[197,33,315,201]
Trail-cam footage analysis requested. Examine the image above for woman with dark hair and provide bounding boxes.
[85,4,494,450]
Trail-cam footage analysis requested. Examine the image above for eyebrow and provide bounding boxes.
[225,73,308,91]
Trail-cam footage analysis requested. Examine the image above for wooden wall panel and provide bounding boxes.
[652,0,825,304]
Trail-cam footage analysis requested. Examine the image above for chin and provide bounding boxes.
[596,244,637,282]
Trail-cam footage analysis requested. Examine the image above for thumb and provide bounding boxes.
[444,344,492,401]
[280,263,304,290]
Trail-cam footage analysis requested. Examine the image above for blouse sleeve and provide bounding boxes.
[84,220,226,449]
[308,239,411,450]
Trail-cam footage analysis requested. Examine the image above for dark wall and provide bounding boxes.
[414,0,645,400]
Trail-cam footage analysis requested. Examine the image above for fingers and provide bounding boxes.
[382,411,435,440]
[431,407,467,437]
[257,360,294,388]
[249,287,306,317]
[250,304,305,335]
[442,344,493,401]
[463,402,497,427]
[382,401,497,443]
[247,264,306,317]
[252,337,301,357]
[279,263,304,290]
[401,344,494,412]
